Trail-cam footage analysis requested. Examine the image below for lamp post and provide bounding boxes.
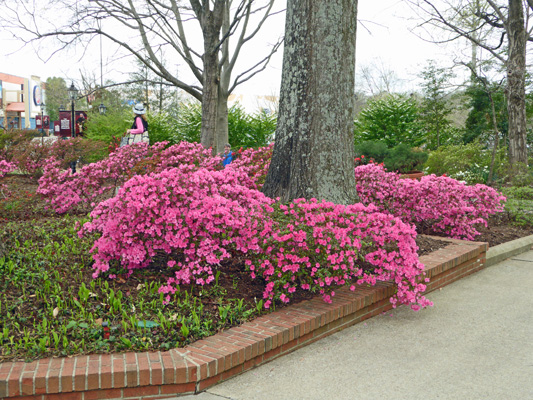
[67,83,79,174]
[67,82,78,138]
[40,102,46,145]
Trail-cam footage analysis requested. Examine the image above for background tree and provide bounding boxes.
[123,58,180,114]
[44,77,68,122]
[0,0,281,153]
[354,95,424,148]
[419,61,455,149]
[409,0,531,167]
[262,0,358,204]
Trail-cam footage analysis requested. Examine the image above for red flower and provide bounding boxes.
[361,155,365,159]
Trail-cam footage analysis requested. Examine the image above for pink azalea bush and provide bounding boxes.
[79,166,274,286]
[0,160,17,198]
[247,199,431,311]
[354,163,506,240]
[228,144,273,188]
[38,141,224,214]
[79,165,432,311]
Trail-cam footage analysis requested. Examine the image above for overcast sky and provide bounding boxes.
[0,1,458,96]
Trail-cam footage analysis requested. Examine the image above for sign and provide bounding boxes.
[58,110,88,137]
[58,111,72,137]
[43,116,50,129]
[35,115,42,128]
[53,121,60,135]
[75,111,88,136]
[33,85,42,106]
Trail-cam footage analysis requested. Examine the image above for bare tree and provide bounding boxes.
[408,0,531,167]
[0,0,282,153]
[262,0,358,204]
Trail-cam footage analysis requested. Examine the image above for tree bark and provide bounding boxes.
[199,3,224,153]
[262,0,358,204]
[506,0,528,167]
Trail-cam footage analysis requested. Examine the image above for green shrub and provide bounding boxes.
[354,140,389,163]
[228,107,276,149]
[501,186,533,201]
[168,102,276,148]
[383,144,428,173]
[354,140,428,173]
[424,141,508,184]
[502,186,533,227]
[354,94,424,148]
[146,112,181,145]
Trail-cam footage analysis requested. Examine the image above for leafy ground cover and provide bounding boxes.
[1,143,531,363]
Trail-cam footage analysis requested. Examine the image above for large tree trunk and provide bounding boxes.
[200,38,219,153]
[262,0,358,204]
[216,87,229,153]
[199,4,224,154]
[506,0,528,167]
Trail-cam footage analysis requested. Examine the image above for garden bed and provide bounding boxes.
[0,236,490,399]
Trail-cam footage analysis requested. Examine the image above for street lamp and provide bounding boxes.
[99,103,107,115]
[59,105,65,112]
[40,102,46,145]
[67,82,78,174]
[67,82,78,138]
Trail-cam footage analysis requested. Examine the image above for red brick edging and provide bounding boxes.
[0,237,487,400]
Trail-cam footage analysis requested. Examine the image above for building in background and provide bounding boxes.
[0,72,45,130]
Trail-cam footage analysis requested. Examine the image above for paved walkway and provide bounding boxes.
[174,251,533,400]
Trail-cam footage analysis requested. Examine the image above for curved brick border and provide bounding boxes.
[1,237,488,400]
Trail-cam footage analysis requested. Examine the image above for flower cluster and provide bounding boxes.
[79,167,275,291]
[354,163,506,240]
[228,144,273,188]
[0,159,17,198]
[247,199,431,311]
[38,141,225,214]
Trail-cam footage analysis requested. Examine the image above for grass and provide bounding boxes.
[0,216,269,362]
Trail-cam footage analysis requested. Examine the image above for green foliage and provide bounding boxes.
[228,106,276,149]
[501,186,533,200]
[354,140,428,173]
[173,102,202,143]
[383,144,428,173]
[166,102,276,148]
[501,186,533,227]
[44,77,68,122]
[419,61,455,150]
[84,108,132,146]
[146,112,181,145]
[354,140,389,163]
[424,141,508,184]
[0,216,263,361]
[463,81,507,145]
[354,94,424,147]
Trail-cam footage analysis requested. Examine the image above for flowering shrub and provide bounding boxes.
[247,199,431,311]
[79,166,432,311]
[228,144,273,188]
[0,160,17,198]
[79,167,275,287]
[354,163,506,240]
[38,141,225,214]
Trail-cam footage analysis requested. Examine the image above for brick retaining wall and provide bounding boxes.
[0,237,487,400]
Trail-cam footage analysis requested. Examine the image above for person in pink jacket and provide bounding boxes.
[121,103,149,147]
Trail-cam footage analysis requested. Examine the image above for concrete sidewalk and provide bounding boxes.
[175,251,533,400]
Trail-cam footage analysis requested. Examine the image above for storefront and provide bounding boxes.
[0,72,45,130]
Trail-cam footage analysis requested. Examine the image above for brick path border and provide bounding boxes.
[1,236,488,400]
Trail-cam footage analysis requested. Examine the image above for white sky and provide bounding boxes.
[0,1,461,97]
